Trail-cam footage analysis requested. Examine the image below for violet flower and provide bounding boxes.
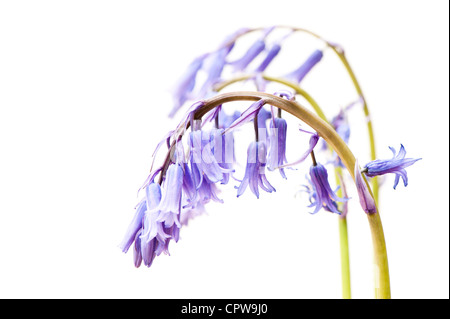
[363,144,421,189]
[307,163,347,215]
[255,43,281,72]
[285,50,323,83]
[210,128,235,185]
[189,123,230,186]
[267,117,288,179]
[170,55,206,117]
[237,141,275,198]
[155,163,184,228]
[354,160,377,214]
[119,199,147,253]
[230,39,266,72]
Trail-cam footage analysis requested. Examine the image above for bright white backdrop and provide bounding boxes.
[0,1,448,299]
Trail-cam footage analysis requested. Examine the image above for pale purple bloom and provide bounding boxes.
[267,117,288,178]
[354,160,377,214]
[156,164,184,228]
[237,141,275,198]
[210,128,235,184]
[120,181,182,268]
[255,43,281,72]
[230,39,266,72]
[363,144,421,189]
[140,183,170,245]
[170,55,206,117]
[182,173,223,212]
[119,199,147,253]
[286,50,323,83]
[181,202,207,226]
[198,48,228,96]
[307,163,347,215]
[189,126,229,186]
[257,107,272,129]
[133,230,143,268]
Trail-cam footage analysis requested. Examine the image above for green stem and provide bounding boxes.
[190,91,390,299]
[339,216,351,299]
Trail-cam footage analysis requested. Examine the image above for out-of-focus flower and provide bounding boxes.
[255,43,281,72]
[363,144,421,189]
[237,141,275,198]
[170,55,206,117]
[285,50,323,83]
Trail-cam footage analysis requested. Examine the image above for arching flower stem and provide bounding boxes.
[191,91,390,299]
[214,75,352,298]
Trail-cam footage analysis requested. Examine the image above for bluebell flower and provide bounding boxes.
[170,55,206,117]
[363,144,421,189]
[120,181,181,268]
[189,122,231,186]
[354,160,377,214]
[119,199,147,253]
[210,128,235,185]
[133,230,143,268]
[198,48,228,97]
[307,163,347,215]
[255,43,281,73]
[230,38,266,72]
[285,49,323,83]
[237,141,275,198]
[267,117,288,178]
[155,163,184,228]
[257,107,272,129]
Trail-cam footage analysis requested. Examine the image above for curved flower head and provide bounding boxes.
[307,163,347,215]
[237,141,275,198]
[363,144,421,189]
[267,117,288,178]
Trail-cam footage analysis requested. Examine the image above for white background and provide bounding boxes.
[0,0,448,299]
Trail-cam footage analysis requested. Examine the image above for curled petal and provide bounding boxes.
[279,132,319,169]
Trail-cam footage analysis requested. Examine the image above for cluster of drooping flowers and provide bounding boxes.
[120,26,420,268]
